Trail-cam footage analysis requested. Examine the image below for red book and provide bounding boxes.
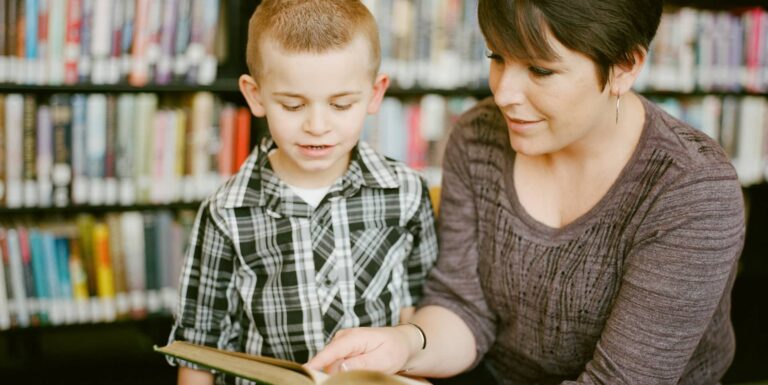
[233,108,252,174]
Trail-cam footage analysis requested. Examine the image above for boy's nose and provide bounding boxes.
[304,108,331,136]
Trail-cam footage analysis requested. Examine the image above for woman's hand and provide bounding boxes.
[306,325,421,374]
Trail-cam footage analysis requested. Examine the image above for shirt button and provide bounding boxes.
[323,277,334,286]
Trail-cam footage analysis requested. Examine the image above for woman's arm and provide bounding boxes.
[564,166,745,384]
[306,305,477,376]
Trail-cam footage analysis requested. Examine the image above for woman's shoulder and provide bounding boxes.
[641,96,736,180]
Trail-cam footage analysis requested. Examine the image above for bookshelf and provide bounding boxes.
[0,0,766,384]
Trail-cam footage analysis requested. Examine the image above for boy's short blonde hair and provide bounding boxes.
[246,0,381,80]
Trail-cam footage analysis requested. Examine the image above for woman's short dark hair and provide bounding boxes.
[478,0,663,89]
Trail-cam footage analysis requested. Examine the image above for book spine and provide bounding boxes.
[119,0,134,81]
[21,94,37,207]
[233,107,251,173]
[35,104,52,207]
[77,0,92,83]
[116,94,135,205]
[120,212,146,318]
[67,234,90,323]
[27,229,49,325]
[0,94,5,206]
[70,94,87,205]
[93,223,116,322]
[46,0,64,84]
[86,94,106,205]
[51,93,72,208]
[0,0,7,83]
[6,0,17,84]
[104,94,118,204]
[53,237,75,324]
[173,0,192,81]
[63,0,81,85]
[5,94,23,208]
[5,228,29,327]
[90,0,111,84]
[107,0,123,84]
[129,0,149,86]
[0,228,10,329]
[155,0,177,84]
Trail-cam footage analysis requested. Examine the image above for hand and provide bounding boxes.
[305,326,417,374]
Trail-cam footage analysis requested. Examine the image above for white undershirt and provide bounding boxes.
[287,184,332,208]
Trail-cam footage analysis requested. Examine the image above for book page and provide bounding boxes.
[155,342,315,385]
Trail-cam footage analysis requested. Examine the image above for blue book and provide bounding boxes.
[28,229,49,324]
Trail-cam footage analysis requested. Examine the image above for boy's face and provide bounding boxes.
[239,36,389,188]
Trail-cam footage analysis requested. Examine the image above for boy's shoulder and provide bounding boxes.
[356,141,427,193]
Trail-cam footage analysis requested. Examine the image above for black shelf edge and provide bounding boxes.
[0,79,241,93]
[639,89,768,97]
[0,202,202,215]
[0,313,174,335]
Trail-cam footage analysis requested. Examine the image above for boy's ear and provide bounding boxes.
[610,49,647,96]
[366,73,390,114]
[239,74,267,117]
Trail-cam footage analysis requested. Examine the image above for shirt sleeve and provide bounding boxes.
[167,200,243,369]
[563,165,745,384]
[401,179,439,307]
[418,122,498,368]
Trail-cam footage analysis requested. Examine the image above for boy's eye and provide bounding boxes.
[281,104,303,111]
[331,103,352,111]
[529,66,554,77]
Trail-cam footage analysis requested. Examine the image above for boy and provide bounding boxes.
[167,1,438,384]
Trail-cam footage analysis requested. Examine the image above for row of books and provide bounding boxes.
[362,0,488,90]
[363,95,478,187]
[0,0,223,86]
[652,95,768,186]
[636,7,768,93]
[0,92,251,208]
[0,210,195,329]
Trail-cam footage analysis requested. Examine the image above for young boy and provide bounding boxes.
[167,1,438,383]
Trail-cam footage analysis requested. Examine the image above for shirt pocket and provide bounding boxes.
[348,226,412,301]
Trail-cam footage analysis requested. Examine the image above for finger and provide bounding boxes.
[305,333,365,370]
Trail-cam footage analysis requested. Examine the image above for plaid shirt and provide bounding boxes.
[169,138,438,374]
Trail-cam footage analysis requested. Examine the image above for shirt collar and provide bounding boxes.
[219,136,400,211]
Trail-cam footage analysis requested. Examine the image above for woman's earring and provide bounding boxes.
[615,94,621,125]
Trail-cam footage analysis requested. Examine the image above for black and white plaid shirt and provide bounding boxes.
[169,138,438,370]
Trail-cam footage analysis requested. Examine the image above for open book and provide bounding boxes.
[155,341,431,385]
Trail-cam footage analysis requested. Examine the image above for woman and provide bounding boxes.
[307,0,745,384]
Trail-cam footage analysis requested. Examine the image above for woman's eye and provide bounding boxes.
[331,103,352,111]
[282,104,303,111]
[485,49,503,63]
[529,66,554,77]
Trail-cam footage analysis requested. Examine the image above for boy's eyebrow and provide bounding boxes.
[272,91,363,98]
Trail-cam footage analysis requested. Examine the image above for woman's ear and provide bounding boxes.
[366,73,390,114]
[610,49,647,96]
[239,74,266,117]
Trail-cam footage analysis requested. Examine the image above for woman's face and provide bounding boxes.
[487,31,615,156]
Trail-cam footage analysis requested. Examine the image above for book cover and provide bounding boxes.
[46,0,64,84]
[155,341,429,385]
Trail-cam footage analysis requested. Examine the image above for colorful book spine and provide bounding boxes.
[35,105,52,207]
[46,0,64,84]
[5,94,24,208]
[63,0,81,84]
[51,94,72,207]
[233,107,251,173]
[0,228,10,329]
[5,228,29,327]
[0,94,5,206]
[70,94,87,205]
[93,223,116,322]
[21,94,37,207]
[86,93,106,205]
[77,0,93,82]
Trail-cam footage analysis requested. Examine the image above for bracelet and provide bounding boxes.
[401,322,427,350]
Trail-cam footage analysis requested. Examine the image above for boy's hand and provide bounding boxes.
[306,326,417,374]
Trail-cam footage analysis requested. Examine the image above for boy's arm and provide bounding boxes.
[401,181,439,306]
[178,366,214,385]
[170,202,242,371]
[399,306,415,323]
